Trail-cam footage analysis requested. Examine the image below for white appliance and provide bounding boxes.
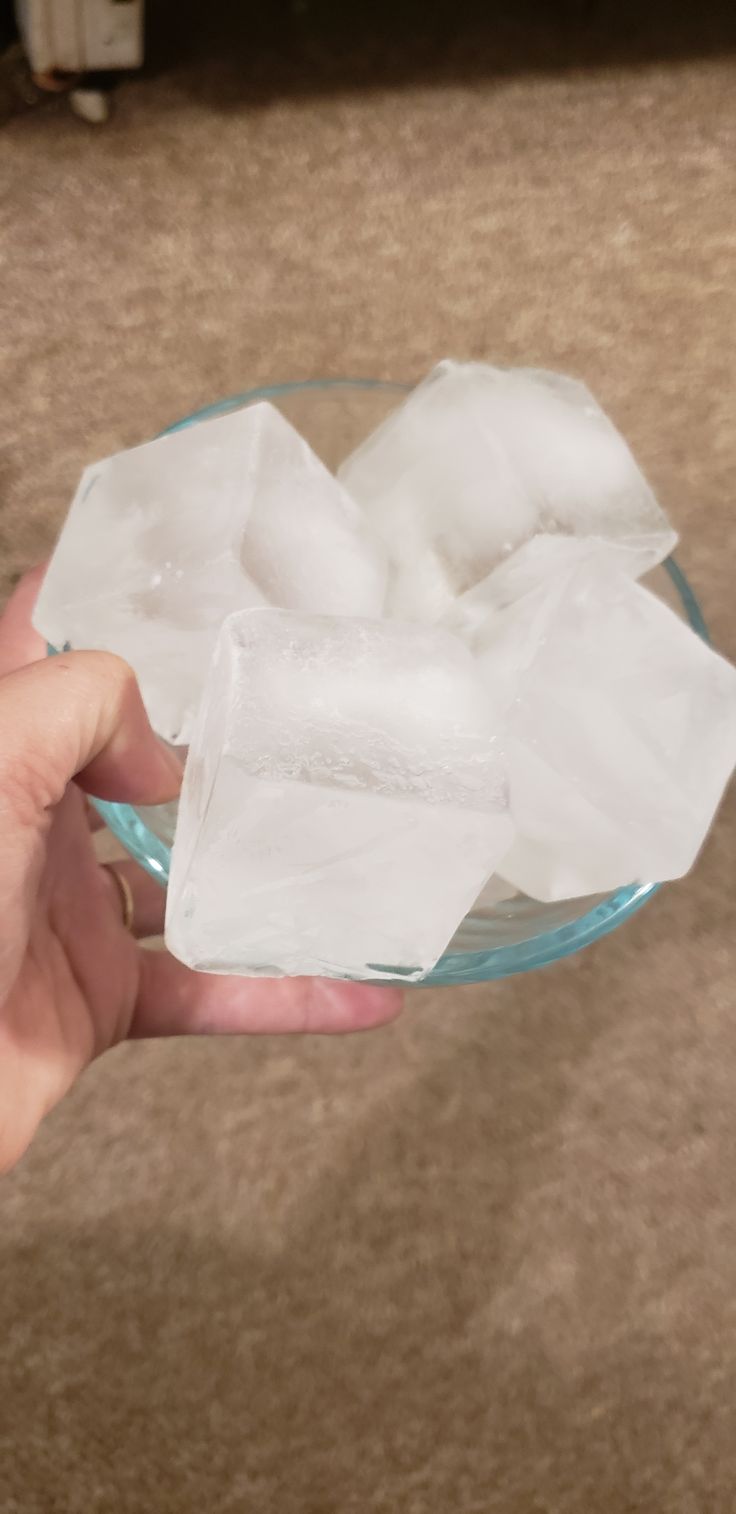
[16,0,144,75]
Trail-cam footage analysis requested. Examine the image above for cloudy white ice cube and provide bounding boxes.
[474,560,736,901]
[339,361,676,622]
[33,402,387,743]
[165,609,512,981]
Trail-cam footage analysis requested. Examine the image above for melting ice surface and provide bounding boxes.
[165,609,512,980]
[475,555,736,900]
[338,361,677,621]
[33,402,387,744]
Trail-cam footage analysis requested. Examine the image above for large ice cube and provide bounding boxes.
[338,361,676,622]
[33,403,387,743]
[445,536,609,705]
[472,874,519,911]
[477,561,736,901]
[165,610,512,981]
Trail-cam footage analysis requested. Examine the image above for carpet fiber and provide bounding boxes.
[1,4,735,1509]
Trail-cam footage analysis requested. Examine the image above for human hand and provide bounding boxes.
[0,569,402,1171]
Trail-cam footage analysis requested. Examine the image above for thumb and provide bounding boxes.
[0,651,182,814]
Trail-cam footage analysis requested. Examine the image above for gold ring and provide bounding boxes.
[103,863,135,934]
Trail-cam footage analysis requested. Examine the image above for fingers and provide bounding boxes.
[100,860,166,939]
[133,949,403,1038]
[0,651,182,817]
[0,568,404,1048]
[0,567,182,814]
[0,564,48,676]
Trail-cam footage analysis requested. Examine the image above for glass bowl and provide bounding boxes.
[86,379,708,987]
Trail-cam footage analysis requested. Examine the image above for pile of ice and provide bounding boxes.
[34,403,386,746]
[33,362,736,982]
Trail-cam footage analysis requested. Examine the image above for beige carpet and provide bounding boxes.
[2,4,736,1509]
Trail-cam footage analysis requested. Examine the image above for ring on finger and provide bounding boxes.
[102,863,135,934]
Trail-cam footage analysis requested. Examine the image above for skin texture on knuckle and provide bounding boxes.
[67,647,149,775]
[0,752,59,831]
[0,649,179,817]
[0,714,66,827]
[0,651,140,820]
[51,650,141,753]
[69,652,182,805]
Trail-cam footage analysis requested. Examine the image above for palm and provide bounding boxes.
[2,787,139,1133]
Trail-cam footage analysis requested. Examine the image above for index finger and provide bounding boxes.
[0,565,48,677]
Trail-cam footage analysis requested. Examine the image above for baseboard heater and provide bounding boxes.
[16,0,144,75]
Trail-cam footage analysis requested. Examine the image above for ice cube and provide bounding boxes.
[338,361,676,622]
[33,403,387,744]
[165,610,512,981]
[339,363,536,620]
[445,536,607,702]
[477,561,736,901]
[472,875,520,911]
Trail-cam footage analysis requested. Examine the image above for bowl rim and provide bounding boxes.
[81,378,708,986]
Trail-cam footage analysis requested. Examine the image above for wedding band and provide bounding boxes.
[103,863,135,934]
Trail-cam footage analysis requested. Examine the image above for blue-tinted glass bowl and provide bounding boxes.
[85,379,708,987]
